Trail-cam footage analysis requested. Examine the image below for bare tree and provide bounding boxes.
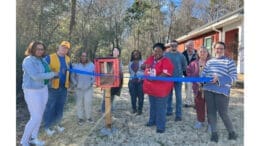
[196,0,243,23]
[69,0,77,41]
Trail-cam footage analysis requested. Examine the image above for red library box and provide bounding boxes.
[94,57,120,88]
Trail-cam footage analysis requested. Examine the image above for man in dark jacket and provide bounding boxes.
[182,40,197,107]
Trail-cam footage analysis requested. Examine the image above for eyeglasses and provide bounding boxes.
[215,47,224,50]
[36,48,44,51]
[171,44,178,48]
[199,50,208,53]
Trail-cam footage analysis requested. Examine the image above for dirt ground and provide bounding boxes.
[16,78,244,146]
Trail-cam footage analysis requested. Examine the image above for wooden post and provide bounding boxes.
[105,88,112,128]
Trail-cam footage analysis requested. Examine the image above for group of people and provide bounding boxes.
[128,40,238,142]
[141,40,238,143]
[20,40,123,146]
[21,41,72,146]
[20,39,238,145]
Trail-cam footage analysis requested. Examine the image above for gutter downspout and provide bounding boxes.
[212,26,222,42]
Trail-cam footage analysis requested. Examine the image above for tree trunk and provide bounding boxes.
[69,0,77,41]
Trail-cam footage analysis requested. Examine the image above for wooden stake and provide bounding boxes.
[105,88,112,128]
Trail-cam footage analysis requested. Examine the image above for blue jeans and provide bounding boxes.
[128,80,144,111]
[166,82,182,118]
[44,86,67,129]
[148,95,168,131]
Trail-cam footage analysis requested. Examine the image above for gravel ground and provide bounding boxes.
[16,85,243,146]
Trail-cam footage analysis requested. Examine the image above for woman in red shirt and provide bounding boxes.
[142,43,174,133]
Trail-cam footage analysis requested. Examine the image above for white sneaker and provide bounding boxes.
[194,121,203,129]
[29,138,45,146]
[55,125,65,133]
[45,128,56,136]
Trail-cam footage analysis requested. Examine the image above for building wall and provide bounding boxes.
[194,38,203,50]
[225,29,239,62]
[177,43,185,52]
[176,14,243,74]
[222,20,244,73]
[177,31,219,53]
[238,19,244,73]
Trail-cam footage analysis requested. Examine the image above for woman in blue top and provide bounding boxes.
[71,52,95,125]
[201,42,237,143]
[20,41,58,146]
[128,50,144,115]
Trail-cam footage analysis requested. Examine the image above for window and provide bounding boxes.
[203,36,212,55]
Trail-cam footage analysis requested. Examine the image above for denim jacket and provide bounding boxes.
[22,55,56,89]
[128,60,144,80]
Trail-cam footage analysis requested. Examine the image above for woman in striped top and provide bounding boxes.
[201,42,237,143]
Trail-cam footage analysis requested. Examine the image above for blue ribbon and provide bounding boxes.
[68,68,212,83]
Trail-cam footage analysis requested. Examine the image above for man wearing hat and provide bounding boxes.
[43,41,71,136]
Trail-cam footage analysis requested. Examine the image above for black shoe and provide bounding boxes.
[137,110,142,115]
[174,117,182,122]
[166,112,173,116]
[87,118,94,123]
[156,129,165,133]
[210,132,218,143]
[228,131,237,140]
[184,104,193,108]
[145,122,155,127]
[132,109,137,114]
[78,119,85,126]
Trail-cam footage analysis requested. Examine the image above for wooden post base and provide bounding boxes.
[104,88,112,128]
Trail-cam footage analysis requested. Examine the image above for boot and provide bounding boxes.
[210,132,218,143]
[228,131,237,140]
[137,110,142,115]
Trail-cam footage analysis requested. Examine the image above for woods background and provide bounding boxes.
[16,0,243,96]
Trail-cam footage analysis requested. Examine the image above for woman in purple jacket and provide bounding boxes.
[186,46,210,129]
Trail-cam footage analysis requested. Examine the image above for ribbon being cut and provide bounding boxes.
[68,68,212,83]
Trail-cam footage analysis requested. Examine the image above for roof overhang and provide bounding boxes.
[176,7,244,43]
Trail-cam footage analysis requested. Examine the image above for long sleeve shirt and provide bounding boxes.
[164,51,187,77]
[22,55,56,89]
[128,60,144,80]
[201,56,237,96]
[71,62,95,89]
[182,50,197,76]
[186,59,200,96]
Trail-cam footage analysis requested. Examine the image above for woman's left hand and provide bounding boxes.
[211,74,218,83]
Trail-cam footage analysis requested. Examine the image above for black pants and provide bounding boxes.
[128,80,144,111]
